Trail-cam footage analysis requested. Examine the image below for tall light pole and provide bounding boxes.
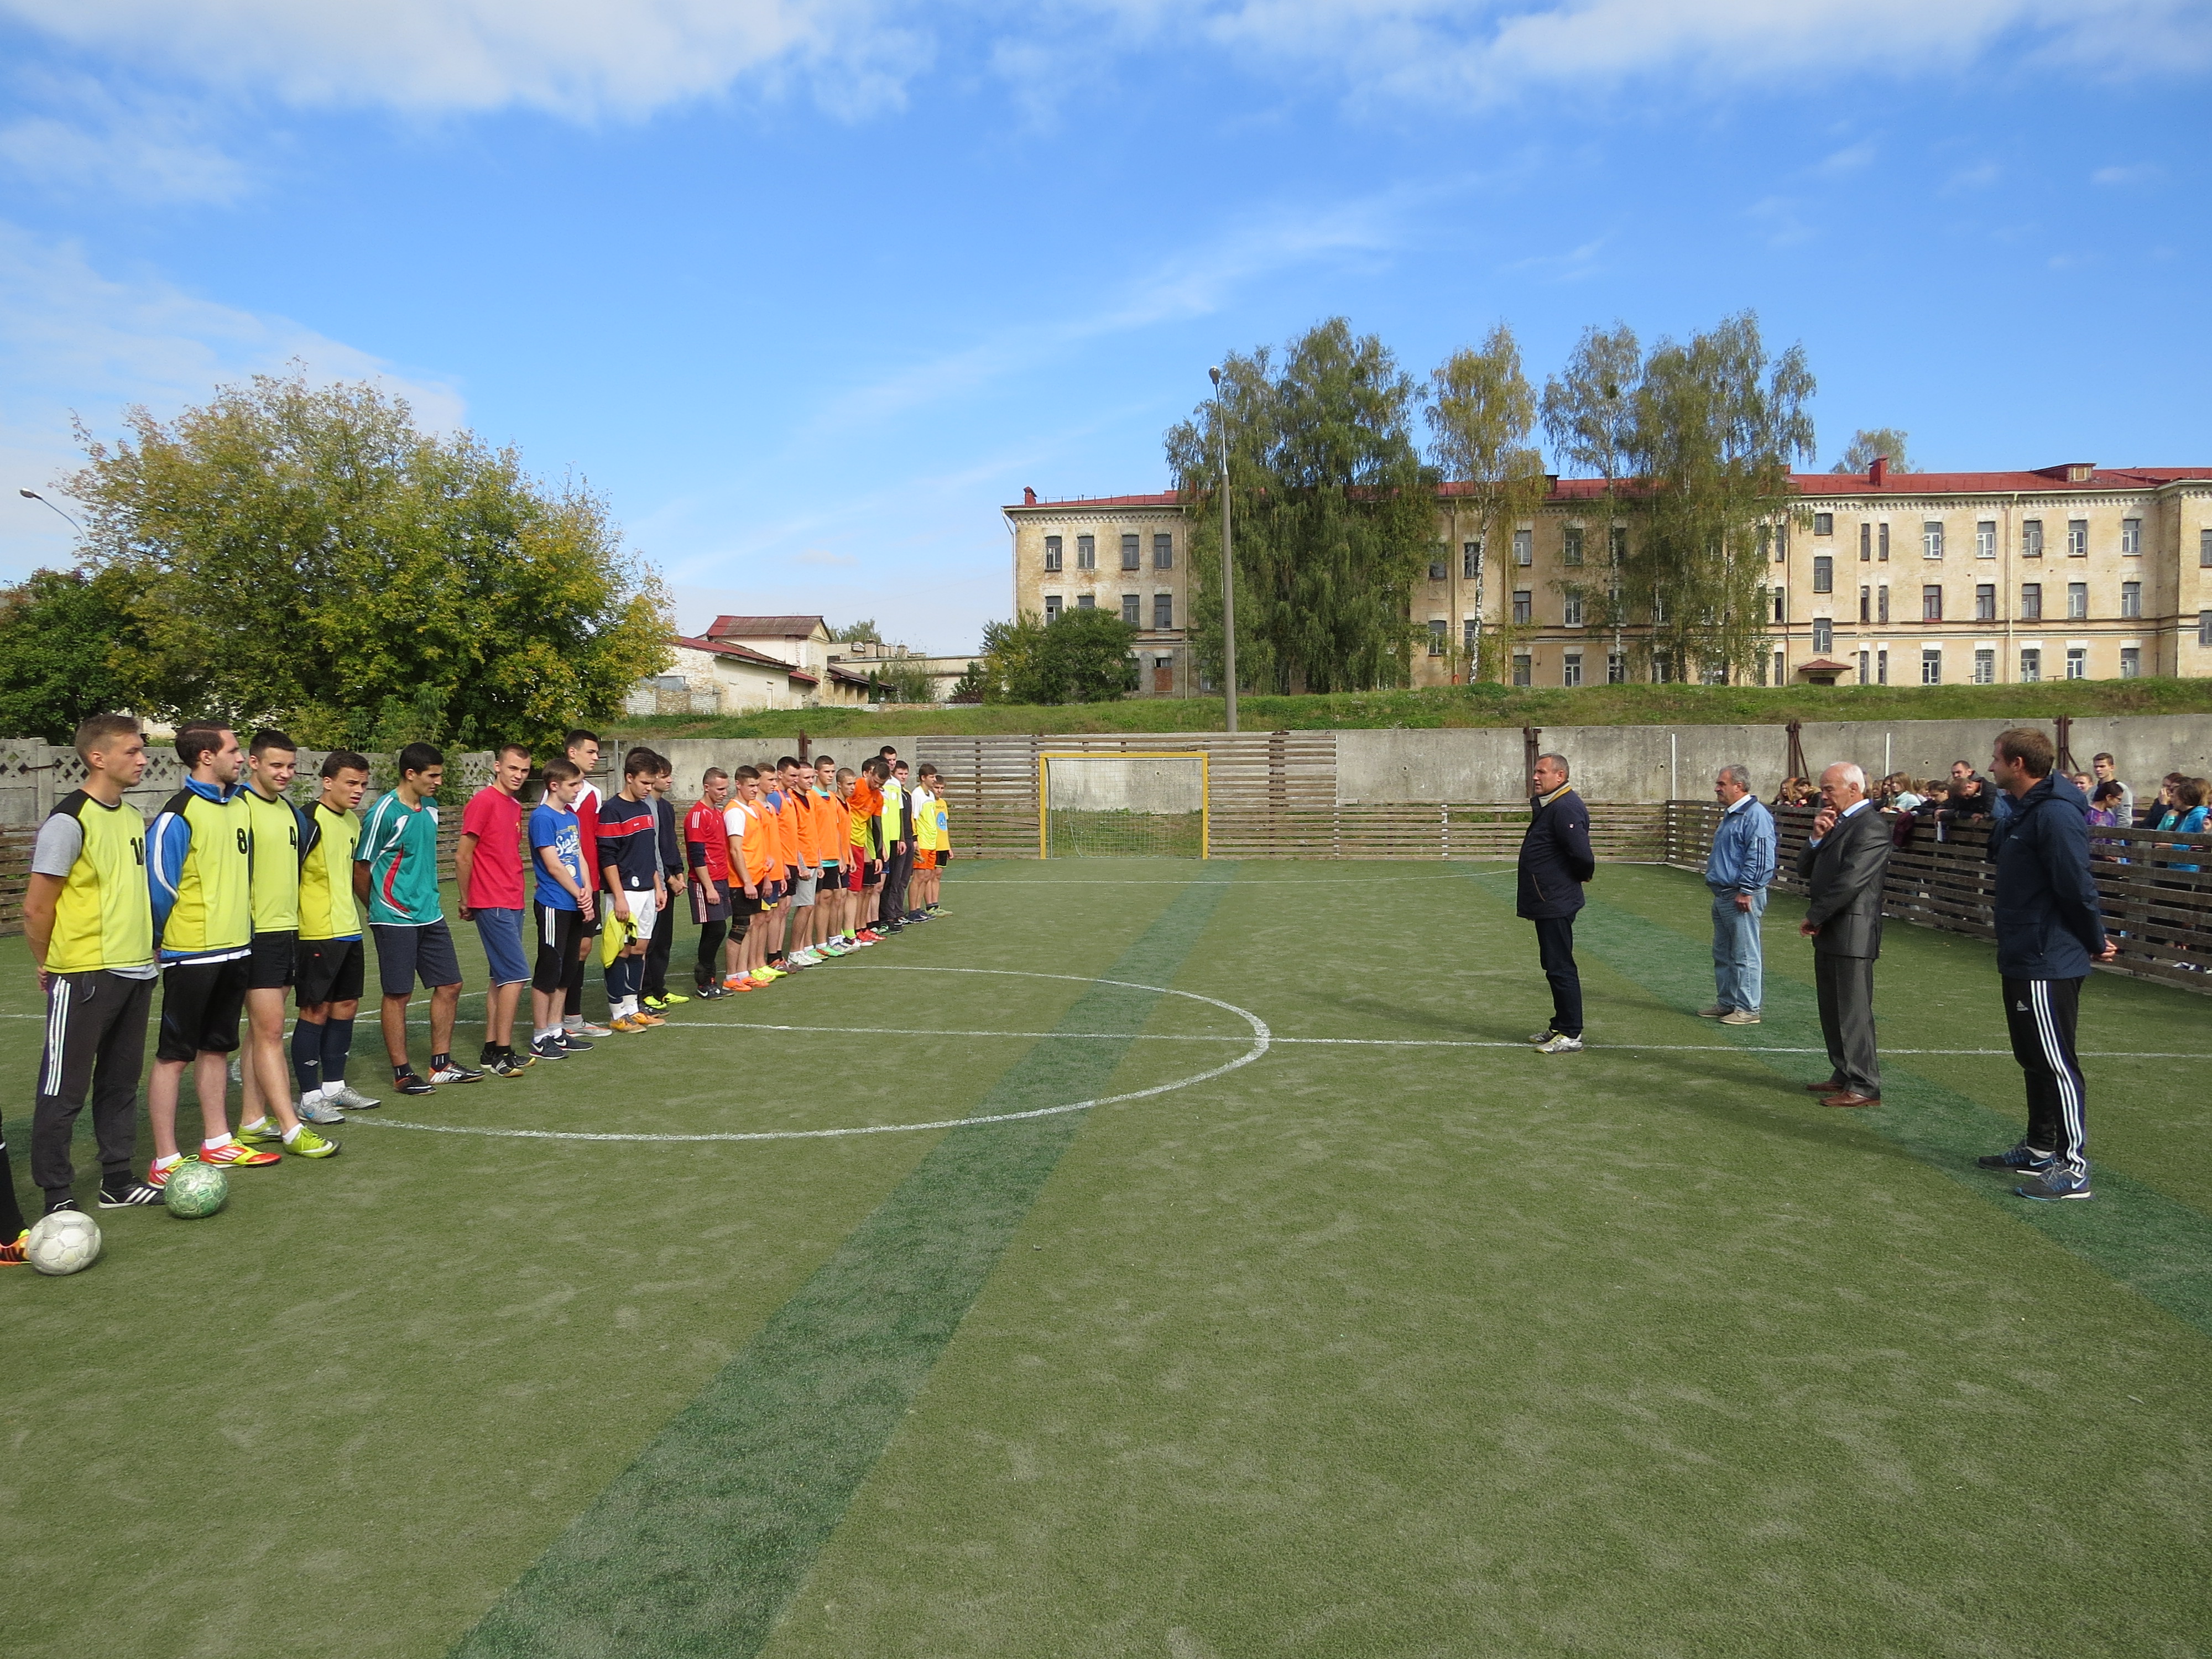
[1208,366,1238,734]
[18,489,80,531]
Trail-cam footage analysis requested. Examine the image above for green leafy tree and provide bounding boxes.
[1426,324,1548,682]
[62,370,671,751]
[946,661,988,703]
[835,618,883,643]
[977,608,1137,703]
[0,565,160,741]
[1832,427,1912,475]
[1168,318,1433,693]
[1542,321,1645,677]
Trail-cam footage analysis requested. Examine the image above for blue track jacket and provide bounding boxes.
[1704,794,1777,894]
[1986,773,2106,980]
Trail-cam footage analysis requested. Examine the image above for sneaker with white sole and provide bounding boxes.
[328,1083,382,1111]
[429,1061,485,1084]
[529,1035,570,1062]
[98,1178,164,1208]
[297,1093,347,1125]
[1527,1029,1557,1045]
[1535,1033,1585,1054]
[565,1020,614,1039]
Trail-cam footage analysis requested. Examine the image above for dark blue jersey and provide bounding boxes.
[596,792,660,891]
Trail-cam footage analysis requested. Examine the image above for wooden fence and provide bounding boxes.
[1663,799,2212,992]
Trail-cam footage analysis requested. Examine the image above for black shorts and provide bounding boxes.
[248,929,296,991]
[690,879,731,924]
[157,957,251,1063]
[295,937,365,1008]
[532,904,581,993]
[371,920,463,997]
[862,860,882,889]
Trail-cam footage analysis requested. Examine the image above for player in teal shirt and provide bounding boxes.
[354,743,479,1094]
[359,777,443,925]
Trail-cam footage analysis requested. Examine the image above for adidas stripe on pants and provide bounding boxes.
[2001,975,2089,1179]
[30,969,155,1198]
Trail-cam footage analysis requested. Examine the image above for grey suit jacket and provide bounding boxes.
[1794,804,1892,959]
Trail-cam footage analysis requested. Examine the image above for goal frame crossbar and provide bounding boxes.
[1036,750,1211,859]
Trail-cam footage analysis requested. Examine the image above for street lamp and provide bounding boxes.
[19,489,80,530]
[1208,366,1238,734]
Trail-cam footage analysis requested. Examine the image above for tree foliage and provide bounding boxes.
[976,608,1137,705]
[1168,318,1432,694]
[1426,325,1547,681]
[0,565,158,742]
[62,371,672,752]
[1832,427,1912,475]
[835,618,884,643]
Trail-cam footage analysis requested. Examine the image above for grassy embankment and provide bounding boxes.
[621,676,2212,740]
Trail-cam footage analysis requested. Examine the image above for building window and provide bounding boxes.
[1878,585,1890,625]
[1922,585,1943,622]
[1121,593,1140,625]
[1772,587,1786,624]
[1563,651,1583,688]
[2067,647,2087,680]
[1814,512,1834,536]
[1563,527,1584,565]
[1976,583,1996,621]
[2121,646,2141,679]
[1463,540,1481,579]
[2021,648,2042,682]
[1154,593,1173,630]
[1856,649,1870,683]
[2121,518,2141,556]
[1813,555,1833,593]
[1974,648,1995,685]
[1812,617,1833,653]
[2021,582,2043,621]
[1921,648,1942,686]
[1859,584,1871,624]
[2201,530,2212,568]
[1923,521,1944,559]
[1562,591,1585,627]
[1877,648,1890,685]
[1512,589,1532,624]
[1976,520,1997,559]
[1606,651,1626,684]
[1121,534,1140,571]
[1513,529,1532,567]
[2122,581,2141,619]
[1512,651,1532,687]
[1771,650,1785,685]
[1859,523,1871,561]
[1609,526,1627,565]
[2067,519,2088,557]
[2203,611,2212,646]
[1044,535,1063,572]
[1879,523,1891,561]
[1044,594,1063,621]
[2067,581,2088,620]
[1075,593,1095,609]
[2023,519,2043,558]
[1652,653,1674,684]
[1427,619,1447,656]
[1428,557,1447,582]
[1154,533,1173,570]
[1076,534,1096,570]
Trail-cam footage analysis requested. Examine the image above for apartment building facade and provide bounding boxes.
[1009,463,2212,691]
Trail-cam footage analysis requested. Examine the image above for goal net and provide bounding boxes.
[1040,752,1209,859]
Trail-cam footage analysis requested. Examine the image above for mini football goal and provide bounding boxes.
[1038,750,1209,859]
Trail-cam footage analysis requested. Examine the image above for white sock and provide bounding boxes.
[282,1123,302,1145]
[240,1116,270,1135]
[203,1136,228,1152]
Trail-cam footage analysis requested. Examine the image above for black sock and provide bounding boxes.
[430,1052,451,1072]
[394,1062,414,1081]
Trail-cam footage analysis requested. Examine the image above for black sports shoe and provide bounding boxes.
[554,1030,594,1053]
[98,1180,163,1208]
[395,1071,435,1097]
[529,1035,568,1061]
[43,1196,82,1215]
[430,1061,486,1085]
[1978,1142,2057,1171]
[486,1053,528,1078]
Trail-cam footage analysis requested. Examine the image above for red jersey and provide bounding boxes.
[684,799,730,881]
[458,786,525,910]
[573,780,601,887]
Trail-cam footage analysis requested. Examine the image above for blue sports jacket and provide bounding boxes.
[1986,772,2106,979]
[1704,795,1777,894]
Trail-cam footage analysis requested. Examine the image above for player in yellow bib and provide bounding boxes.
[294,750,377,1114]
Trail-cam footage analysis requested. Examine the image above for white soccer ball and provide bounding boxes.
[26,1209,102,1276]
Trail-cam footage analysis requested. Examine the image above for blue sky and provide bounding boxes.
[1,1,2205,654]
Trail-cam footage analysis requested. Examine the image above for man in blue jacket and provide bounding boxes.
[1979,727,2116,1201]
[1518,752,1596,1054]
[1699,764,1776,1025]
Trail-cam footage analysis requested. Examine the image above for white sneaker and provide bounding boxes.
[566,1020,614,1038]
[1536,1033,1584,1054]
[329,1082,382,1110]
[297,1093,347,1125]
[1527,1029,1557,1045]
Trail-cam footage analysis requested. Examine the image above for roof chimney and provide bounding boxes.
[1868,456,1887,487]
[1022,486,1037,505]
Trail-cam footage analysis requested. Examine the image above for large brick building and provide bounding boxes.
[1005,462,2212,692]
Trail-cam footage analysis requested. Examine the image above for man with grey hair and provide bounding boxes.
[1517,752,1595,1054]
[1795,761,1892,1107]
[1700,765,1775,1024]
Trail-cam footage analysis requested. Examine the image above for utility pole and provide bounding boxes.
[1209,366,1238,733]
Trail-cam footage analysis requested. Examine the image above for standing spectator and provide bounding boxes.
[1699,765,1775,1025]
[1517,753,1595,1055]
[1979,728,2116,1200]
[1796,763,1892,1108]
[2091,753,2131,823]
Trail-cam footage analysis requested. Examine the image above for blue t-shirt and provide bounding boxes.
[530,802,585,911]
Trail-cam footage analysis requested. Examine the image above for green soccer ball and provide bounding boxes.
[164,1162,229,1219]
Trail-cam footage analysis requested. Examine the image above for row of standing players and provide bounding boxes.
[0,718,950,1264]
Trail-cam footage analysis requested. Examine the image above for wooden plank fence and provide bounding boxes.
[1663,799,2212,993]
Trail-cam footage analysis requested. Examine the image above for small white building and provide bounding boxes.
[625,635,828,717]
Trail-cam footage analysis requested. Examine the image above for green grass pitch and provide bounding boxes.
[4,860,2210,1657]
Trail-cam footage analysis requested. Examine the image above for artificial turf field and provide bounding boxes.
[4,859,2210,1658]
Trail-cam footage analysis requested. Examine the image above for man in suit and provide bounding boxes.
[1518,752,1595,1055]
[1796,761,1891,1107]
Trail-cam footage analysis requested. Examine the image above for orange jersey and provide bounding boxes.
[769,789,801,868]
[726,799,779,886]
[813,787,847,863]
[789,785,821,866]
[846,779,883,858]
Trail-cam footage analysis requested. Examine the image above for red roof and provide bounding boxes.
[1003,492,1179,511]
[705,614,830,640]
[670,635,812,677]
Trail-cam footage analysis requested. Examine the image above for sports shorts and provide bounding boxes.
[792,870,818,908]
[531,904,581,994]
[847,861,864,893]
[371,919,463,997]
[295,938,364,1008]
[247,929,296,990]
[156,956,250,1062]
[473,907,529,985]
[689,877,731,924]
[861,859,882,889]
[614,886,659,941]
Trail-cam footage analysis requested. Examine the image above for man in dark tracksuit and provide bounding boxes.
[1980,727,2115,1201]
[1517,753,1595,1053]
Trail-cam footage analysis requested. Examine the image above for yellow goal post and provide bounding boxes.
[1037,750,1210,859]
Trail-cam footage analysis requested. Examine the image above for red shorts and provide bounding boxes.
[846,862,863,892]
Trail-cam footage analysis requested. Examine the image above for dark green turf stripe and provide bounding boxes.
[1461,868,2212,1340]
[449,870,1239,1659]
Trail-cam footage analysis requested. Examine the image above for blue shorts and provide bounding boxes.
[473,908,529,985]
[372,920,463,998]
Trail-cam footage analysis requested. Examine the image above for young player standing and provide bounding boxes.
[19,714,161,1225]
[848,759,888,941]
[878,758,913,930]
[723,766,780,989]
[146,722,279,1180]
[777,757,827,967]
[457,743,534,1077]
[358,743,481,1094]
[233,729,339,1159]
[293,750,377,1117]
[560,729,613,1041]
[809,755,852,954]
[685,767,735,998]
[915,762,950,916]
[642,755,691,1012]
[596,749,667,1032]
[527,759,595,1060]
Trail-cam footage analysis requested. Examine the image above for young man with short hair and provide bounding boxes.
[147,722,280,1178]
[878,758,915,929]
[776,757,829,967]
[641,755,691,1012]
[808,755,853,954]
[458,743,534,1076]
[559,729,614,1040]
[849,759,889,941]
[596,749,667,1032]
[233,729,339,1158]
[528,759,595,1060]
[358,743,480,1094]
[685,768,735,997]
[19,714,161,1229]
[293,750,377,1117]
[723,766,780,988]
[2090,752,2132,823]
[916,761,950,916]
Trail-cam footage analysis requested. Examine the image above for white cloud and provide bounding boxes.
[2090,163,2158,186]
[0,73,248,202]
[1815,140,1876,178]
